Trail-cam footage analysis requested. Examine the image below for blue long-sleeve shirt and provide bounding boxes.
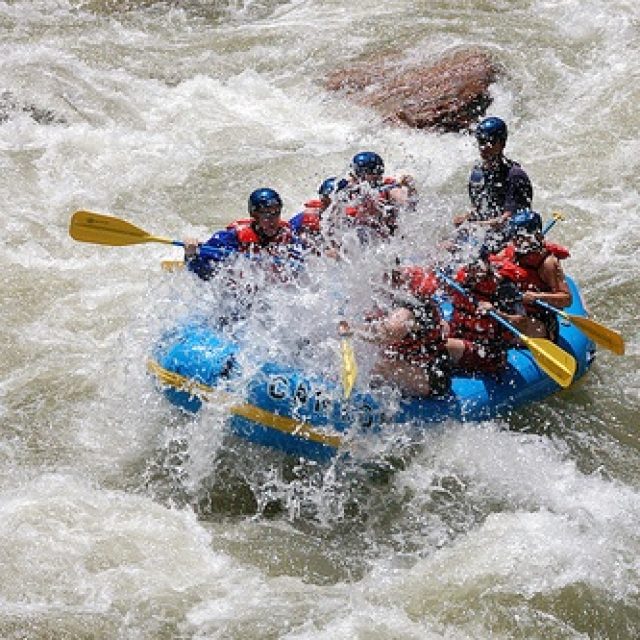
[186,222,304,281]
[186,228,241,280]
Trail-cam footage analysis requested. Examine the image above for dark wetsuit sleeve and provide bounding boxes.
[468,166,485,211]
[504,165,533,213]
[186,228,239,280]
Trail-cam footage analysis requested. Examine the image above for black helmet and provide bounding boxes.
[475,117,508,144]
[351,151,384,177]
[248,188,282,215]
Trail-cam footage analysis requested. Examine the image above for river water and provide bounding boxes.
[1,1,639,638]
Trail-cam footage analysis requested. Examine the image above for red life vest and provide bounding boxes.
[448,268,509,343]
[297,200,323,233]
[384,266,446,363]
[344,177,397,208]
[344,176,399,234]
[491,242,569,293]
[344,205,359,218]
[495,241,569,261]
[543,242,571,260]
[383,313,446,364]
[400,266,439,298]
[380,176,398,198]
[491,242,570,316]
[227,219,293,253]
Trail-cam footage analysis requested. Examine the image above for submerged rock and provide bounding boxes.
[324,48,502,132]
[0,91,66,125]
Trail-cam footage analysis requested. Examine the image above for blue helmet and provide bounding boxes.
[351,151,384,177]
[475,116,508,144]
[509,209,543,236]
[248,188,282,215]
[318,176,337,197]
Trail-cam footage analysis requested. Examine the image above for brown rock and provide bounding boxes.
[324,48,502,132]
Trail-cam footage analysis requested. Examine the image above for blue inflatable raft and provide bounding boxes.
[148,277,596,461]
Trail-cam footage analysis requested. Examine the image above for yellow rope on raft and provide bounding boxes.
[147,359,343,449]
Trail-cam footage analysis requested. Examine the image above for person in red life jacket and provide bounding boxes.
[288,176,346,256]
[444,254,523,373]
[183,187,300,281]
[492,210,572,339]
[332,151,416,243]
[339,266,451,398]
[452,117,533,254]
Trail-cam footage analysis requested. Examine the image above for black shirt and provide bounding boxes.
[468,157,533,220]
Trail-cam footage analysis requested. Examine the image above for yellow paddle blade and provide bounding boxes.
[161,260,185,272]
[341,338,358,399]
[563,313,625,356]
[520,334,577,388]
[69,210,174,247]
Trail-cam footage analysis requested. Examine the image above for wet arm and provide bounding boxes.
[523,257,572,308]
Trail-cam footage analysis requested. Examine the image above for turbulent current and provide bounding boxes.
[1,1,638,638]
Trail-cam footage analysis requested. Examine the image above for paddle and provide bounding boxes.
[541,210,565,236]
[71,210,351,392]
[340,337,358,399]
[533,299,625,355]
[69,210,184,248]
[161,260,185,272]
[337,320,358,398]
[538,211,625,355]
[69,210,230,260]
[439,272,577,388]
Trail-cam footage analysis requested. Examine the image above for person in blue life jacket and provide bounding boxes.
[452,117,533,252]
[331,151,417,242]
[184,187,301,281]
